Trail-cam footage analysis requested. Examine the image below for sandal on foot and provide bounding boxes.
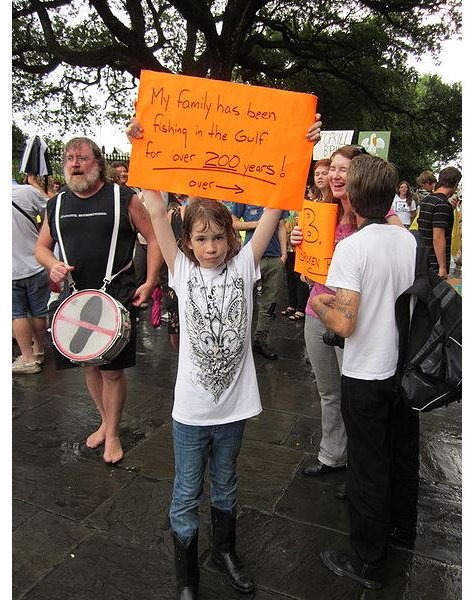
[289,311,305,321]
[281,307,296,316]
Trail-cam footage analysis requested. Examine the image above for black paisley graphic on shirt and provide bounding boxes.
[186,269,247,403]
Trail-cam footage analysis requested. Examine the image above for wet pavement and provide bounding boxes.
[12,303,461,600]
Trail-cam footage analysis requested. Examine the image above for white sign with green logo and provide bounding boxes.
[357,131,391,159]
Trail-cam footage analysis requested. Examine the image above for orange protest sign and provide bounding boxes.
[127,70,317,210]
[294,200,338,284]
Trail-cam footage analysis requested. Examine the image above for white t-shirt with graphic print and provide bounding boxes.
[391,194,416,225]
[169,242,262,425]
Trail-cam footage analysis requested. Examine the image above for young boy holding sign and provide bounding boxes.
[127,117,321,599]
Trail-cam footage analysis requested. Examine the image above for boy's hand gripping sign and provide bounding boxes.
[294,200,339,284]
[127,70,317,210]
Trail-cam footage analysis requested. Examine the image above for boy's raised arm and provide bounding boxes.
[250,114,322,265]
[250,209,282,267]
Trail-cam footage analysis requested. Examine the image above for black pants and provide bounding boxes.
[341,375,419,565]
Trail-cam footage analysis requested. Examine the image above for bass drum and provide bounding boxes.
[51,289,131,365]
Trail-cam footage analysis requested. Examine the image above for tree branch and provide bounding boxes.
[12,0,71,19]
[89,0,139,48]
[170,0,220,54]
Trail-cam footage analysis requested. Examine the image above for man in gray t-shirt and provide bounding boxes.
[12,180,49,374]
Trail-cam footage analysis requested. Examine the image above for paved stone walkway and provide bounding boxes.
[13,308,461,599]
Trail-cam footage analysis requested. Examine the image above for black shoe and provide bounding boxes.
[390,527,416,549]
[252,339,278,360]
[302,462,346,477]
[320,550,383,590]
[211,507,255,594]
[173,532,199,600]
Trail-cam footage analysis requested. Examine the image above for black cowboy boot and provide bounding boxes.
[173,531,199,600]
[211,506,255,594]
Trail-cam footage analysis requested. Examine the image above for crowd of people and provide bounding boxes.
[12,116,462,597]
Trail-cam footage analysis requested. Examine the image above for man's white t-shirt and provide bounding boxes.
[391,195,416,226]
[169,242,262,425]
[326,224,416,380]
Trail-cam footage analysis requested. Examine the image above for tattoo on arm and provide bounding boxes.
[336,290,355,321]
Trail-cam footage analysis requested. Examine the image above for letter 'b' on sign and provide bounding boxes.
[127,70,317,211]
[294,200,339,284]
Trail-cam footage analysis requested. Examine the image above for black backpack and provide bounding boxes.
[395,235,462,412]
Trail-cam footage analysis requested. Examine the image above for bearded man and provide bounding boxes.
[36,137,162,463]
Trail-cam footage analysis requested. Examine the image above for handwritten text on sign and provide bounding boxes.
[294,200,338,284]
[312,130,354,160]
[127,71,317,210]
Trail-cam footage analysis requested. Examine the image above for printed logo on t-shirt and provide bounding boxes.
[395,201,410,213]
[61,211,108,218]
[186,270,246,403]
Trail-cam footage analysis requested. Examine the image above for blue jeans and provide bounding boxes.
[170,419,246,544]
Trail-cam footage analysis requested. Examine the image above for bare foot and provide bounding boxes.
[103,437,124,464]
[86,425,106,449]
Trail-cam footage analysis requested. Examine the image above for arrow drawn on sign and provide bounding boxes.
[216,183,244,194]
[150,166,276,185]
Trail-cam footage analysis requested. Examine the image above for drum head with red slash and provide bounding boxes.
[51,290,123,362]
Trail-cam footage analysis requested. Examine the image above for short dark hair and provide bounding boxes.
[181,199,238,265]
[63,137,106,182]
[347,155,398,219]
[437,166,462,189]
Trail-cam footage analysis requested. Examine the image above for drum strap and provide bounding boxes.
[55,184,132,293]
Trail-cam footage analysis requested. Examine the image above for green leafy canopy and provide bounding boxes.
[12,0,462,180]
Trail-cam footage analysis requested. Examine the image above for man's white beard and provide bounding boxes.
[65,164,102,193]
